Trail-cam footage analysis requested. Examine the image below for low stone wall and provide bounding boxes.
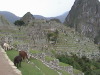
[55,50,100,61]
[0,46,22,75]
[28,52,84,75]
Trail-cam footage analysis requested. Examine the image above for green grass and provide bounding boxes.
[6,50,72,75]
[19,62,43,75]
[6,50,44,75]
[59,62,70,66]
[58,70,70,75]
[30,59,59,75]
[73,69,82,74]
[45,56,55,62]
[6,50,18,61]
[29,50,42,54]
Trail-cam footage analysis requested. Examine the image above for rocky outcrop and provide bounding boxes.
[64,0,100,44]
[20,12,35,25]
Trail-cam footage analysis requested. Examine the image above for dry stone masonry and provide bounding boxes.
[28,52,84,75]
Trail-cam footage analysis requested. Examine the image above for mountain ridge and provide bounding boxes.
[64,0,100,44]
[0,11,20,23]
[0,11,68,23]
[0,15,13,26]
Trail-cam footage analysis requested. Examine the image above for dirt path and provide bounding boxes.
[0,46,22,75]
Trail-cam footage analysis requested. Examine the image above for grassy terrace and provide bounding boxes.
[45,56,55,62]
[29,50,42,54]
[6,50,71,75]
[55,30,99,53]
[30,59,58,75]
[59,62,70,66]
[73,69,82,75]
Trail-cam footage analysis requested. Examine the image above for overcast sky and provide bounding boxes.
[1,0,99,17]
[0,0,77,17]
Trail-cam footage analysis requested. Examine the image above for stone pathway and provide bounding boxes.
[0,46,22,75]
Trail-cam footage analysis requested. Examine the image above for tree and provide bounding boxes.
[50,18,61,23]
[14,20,25,26]
[47,29,59,44]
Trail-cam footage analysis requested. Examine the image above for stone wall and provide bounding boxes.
[28,52,84,75]
[54,47,100,61]
[0,46,22,75]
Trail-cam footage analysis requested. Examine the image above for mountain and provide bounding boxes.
[0,11,20,23]
[64,0,100,44]
[20,12,35,24]
[55,11,69,23]
[33,15,46,19]
[33,11,69,23]
[21,12,68,24]
[0,15,13,26]
[45,11,69,23]
[0,11,68,24]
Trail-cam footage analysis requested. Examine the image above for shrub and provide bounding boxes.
[47,30,59,43]
[14,20,25,26]
[50,18,61,23]
[56,54,100,75]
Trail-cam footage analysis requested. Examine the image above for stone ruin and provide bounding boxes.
[28,52,84,75]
